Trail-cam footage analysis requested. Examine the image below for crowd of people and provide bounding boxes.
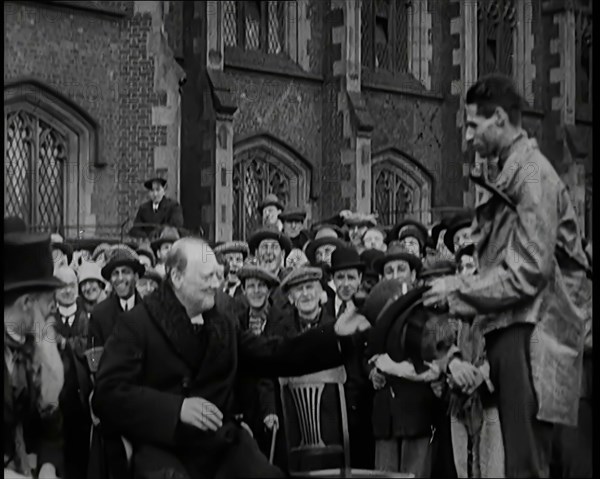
[4,74,593,479]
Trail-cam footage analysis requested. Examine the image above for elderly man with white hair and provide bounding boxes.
[93,237,371,479]
[4,233,65,479]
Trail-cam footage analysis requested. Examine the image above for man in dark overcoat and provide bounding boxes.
[129,176,184,239]
[92,238,371,479]
[423,73,591,477]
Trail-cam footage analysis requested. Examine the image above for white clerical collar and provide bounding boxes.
[120,296,135,312]
[190,313,204,325]
[58,303,78,318]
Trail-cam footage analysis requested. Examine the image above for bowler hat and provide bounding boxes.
[144,176,167,190]
[444,210,473,253]
[101,247,145,280]
[4,216,27,234]
[214,241,250,259]
[280,266,323,292]
[360,248,385,279]
[258,194,284,211]
[343,212,378,228]
[279,207,307,223]
[247,227,292,256]
[329,246,365,274]
[237,265,281,288]
[386,219,428,246]
[4,233,66,292]
[304,236,346,265]
[373,243,423,275]
[362,279,404,325]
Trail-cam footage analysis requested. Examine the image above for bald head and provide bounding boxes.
[166,237,221,316]
[54,265,78,307]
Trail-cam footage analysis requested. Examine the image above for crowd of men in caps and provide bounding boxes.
[3,74,593,479]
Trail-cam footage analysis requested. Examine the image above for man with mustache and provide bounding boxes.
[4,233,65,479]
[92,238,371,478]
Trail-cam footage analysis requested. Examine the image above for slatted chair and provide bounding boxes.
[279,366,413,478]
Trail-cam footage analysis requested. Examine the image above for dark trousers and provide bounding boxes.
[486,323,554,478]
[133,428,284,479]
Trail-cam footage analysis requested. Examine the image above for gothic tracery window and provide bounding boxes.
[232,140,310,239]
[477,0,517,77]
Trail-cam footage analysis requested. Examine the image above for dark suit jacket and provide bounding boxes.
[4,349,63,474]
[87,293,142,349]
[92,282,347,474]
[129,197,184,238]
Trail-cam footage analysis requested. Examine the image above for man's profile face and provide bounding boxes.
[453,227,472,252]
[110,266,137,299]
[333,268,361,302]
[149,182,166,204]
[174,247,221,315]
[12,291,57,336]
[465,104,501,158]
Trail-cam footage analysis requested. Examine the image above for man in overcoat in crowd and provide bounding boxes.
[92,237,371,479]
[423,73,591,478]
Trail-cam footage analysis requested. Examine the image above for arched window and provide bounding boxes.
[232,136,311,239]
[477,0,517,76]
[371,149,432,226]
[4,81,97,236]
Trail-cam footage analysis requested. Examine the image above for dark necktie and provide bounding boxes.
[337,301,347,319]
[191,323,203,335]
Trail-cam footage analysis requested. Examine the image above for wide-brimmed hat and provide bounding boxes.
[279,207,307,223]
[444,210,473,253]
[280,266,323,292]
[136,245,156,266]
[386,219,428,246]
[360,249,385,279]
[304,236,347,265]
[143,176,167,190]
[92,243,114,262]
[101,247,145,280]
[247,227,293,256]
[362,279,404,326]
[5,233,67,292]
[4,216,27,234]
[214,241,250,259]
[237,264,281,288]
[330,246,365,274]
[258,194,284,211]
[373,243,423,275]
[150,228,181,254]
[77,261,106,287]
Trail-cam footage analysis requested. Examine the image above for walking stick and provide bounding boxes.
[269,424,279,464]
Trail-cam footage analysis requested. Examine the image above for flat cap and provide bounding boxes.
[279,207,307,223]
[280,266,323,292]
[237,265,280,288]
[214,241,250,258]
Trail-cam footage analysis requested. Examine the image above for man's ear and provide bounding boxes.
[494,106,508,126]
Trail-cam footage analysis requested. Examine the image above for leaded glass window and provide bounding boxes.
[477,0,517,76]
[4,110,67,232]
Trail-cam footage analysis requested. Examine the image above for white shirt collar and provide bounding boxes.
[190,314,204,325]
[328,279,337,292]
[58,303,78,318]
[120,296,135,312]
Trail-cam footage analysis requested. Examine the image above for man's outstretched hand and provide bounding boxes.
[334,309,371,336]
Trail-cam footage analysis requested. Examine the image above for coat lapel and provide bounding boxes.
[143,284,202,369]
